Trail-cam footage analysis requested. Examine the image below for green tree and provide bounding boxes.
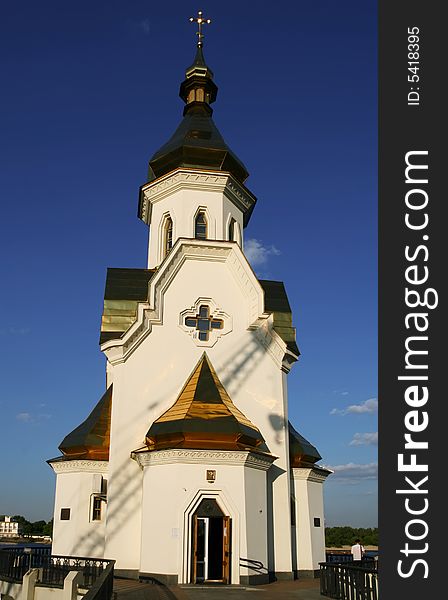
[325,526,378,547]
[31,520,47,535]
[43,519,53,537]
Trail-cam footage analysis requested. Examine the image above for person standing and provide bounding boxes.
[351,539,365,565]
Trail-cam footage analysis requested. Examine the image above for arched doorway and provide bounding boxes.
[191,498,231,584]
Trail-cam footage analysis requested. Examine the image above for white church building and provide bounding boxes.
[48,21,331,586]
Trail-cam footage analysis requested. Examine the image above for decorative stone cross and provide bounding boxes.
[189,10,211,47]
[185,305,223,341]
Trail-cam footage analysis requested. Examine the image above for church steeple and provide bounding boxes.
[180,11,217,111]
[146,13,249,184]
[139,14,257,268]
[179,44,217,112]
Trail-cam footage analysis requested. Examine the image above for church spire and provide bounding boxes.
[145,11,250,184]
[180,11,217,113]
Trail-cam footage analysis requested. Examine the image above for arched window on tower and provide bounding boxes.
[195,211,207,240]
[164,216,173,257]
[228,218,236,241]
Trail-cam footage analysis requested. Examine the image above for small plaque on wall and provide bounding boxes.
[206,469,216,482]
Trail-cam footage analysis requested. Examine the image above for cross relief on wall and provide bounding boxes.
[180,298,232,347]
[185,305,223,341]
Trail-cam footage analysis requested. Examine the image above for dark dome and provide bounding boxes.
[147,45,249,184]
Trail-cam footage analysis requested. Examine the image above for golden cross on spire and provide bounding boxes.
[189,10,211,47]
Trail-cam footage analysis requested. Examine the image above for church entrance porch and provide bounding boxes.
[191,499,231,584]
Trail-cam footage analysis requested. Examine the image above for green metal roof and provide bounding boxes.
[147,104,249,185]
[259,279,300,357]
[100,268,156,344]
[288,421,322,466]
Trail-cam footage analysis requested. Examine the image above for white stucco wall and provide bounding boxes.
[102,241,293,575]
[243,465,269,572]
[136,451,271,584]
[291,468,328,573]
[50,463,107,558]
[144,172,247,268]
[103,387,143,572]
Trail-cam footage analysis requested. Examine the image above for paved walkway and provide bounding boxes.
[113,577,327,600]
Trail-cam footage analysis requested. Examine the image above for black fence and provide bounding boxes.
[320,562,378,600]
[38,556,115,589]
[82,561,115,600]
[0,547,47,581]
[325,552,378,570]
[325,552,353,564]
[0,547,114,592]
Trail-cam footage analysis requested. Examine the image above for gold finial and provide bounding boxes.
[189,10,211,47]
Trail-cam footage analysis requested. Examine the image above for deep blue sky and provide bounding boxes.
[0,1,377,527]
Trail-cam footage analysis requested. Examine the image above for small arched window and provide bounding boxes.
[195,211,207,240]
[228,218,236,241]
[164,216,173,257]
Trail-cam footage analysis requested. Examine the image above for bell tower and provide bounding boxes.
[138,14,255,268]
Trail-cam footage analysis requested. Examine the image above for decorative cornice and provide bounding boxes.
[291,466,332,483]
[251,316,289,372]
[139,169,256,225]
[131,448,276,471]
[48,459,109,475]
[225,179,254,211]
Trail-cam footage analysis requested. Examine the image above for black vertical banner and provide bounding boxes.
[379,1,444,597]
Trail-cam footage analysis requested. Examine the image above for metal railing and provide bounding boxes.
[0,548,38,581]
[325,553,378,569]
[320,561,378,600]
[0,548,114,592]
[325,552,354,564]
[239,557,267,573]
[38,556,115,589]
[82,561,115,600]
[0,545,52,577]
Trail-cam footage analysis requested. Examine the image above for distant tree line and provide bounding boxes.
[325,526,378,547]
[0,515,53,537]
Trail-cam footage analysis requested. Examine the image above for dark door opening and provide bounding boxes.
[191,499,231,584]
[207,517,224,581]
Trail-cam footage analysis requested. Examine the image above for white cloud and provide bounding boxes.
[245,238,280,268]
[323,462,378,483]
[330,398,378,416]
[16,412,32,422]
[350,432,378,446]
[16,411,51,423]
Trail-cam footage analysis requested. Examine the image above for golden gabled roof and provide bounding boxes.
[146,353,267,452]
[58,386,112,460]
